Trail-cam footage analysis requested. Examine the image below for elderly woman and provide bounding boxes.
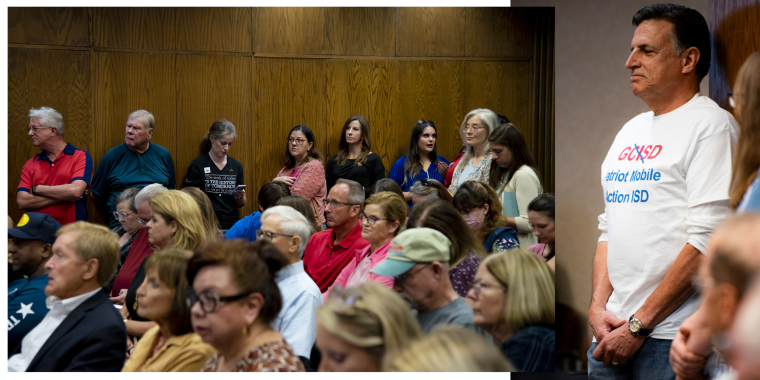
[453,180,519,253]
[408,199,485,297]
[185,119,246,230]
[323,192,407,299]
[106,187,141,294]
[122,249,215,371]
[325,116,385,196]
[527,193,555,272]
[467,249,555,372]
[408,179,452,205]
[181,187,222,241]
[273,125,327,227]
[448,109,500,195]
[188,239,305,372]
[316,281,421,372]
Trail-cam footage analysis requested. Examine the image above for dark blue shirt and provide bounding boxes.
[8,274,50,356]
[388,155,450,206]
[225,211,261,242]
[91,142,176,229]
[501,325,555,372]
[483,227,520,253]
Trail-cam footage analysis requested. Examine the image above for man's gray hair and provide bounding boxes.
[127,110,155,130]
[115,187,141,213]
[29,107,64,135]
[336,178,365,205]
[134,183,168,208]
[261,205,313,256]
[409,180,440,199]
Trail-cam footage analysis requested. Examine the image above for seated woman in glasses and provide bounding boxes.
[325,116,385,198]
[122,249,215,372]
[467,249,555,372]
[453,181,519,253]
[322,192,407,299]
[106,187,141,294]
[408,179,452,205]
[316,281,421,372]
[388,120,450,206]
[273,125,327,228]
[188,239,305,372]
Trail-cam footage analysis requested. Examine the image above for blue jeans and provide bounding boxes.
[587,338,675,380]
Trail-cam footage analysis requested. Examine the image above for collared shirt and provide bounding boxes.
[325,239,395,299]
[8,274,51,355]
[91,142,176,230]
[303,222,369,292]
[18,142,93,225]
[8,287,102,372]
[271,261,322,359]
[122,325,215,372]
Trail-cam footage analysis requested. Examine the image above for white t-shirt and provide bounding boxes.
[598,94,737,340]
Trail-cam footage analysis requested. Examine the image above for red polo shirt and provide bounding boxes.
[110,228,154,297]
[304,222,369,292]
[18,143,93,225]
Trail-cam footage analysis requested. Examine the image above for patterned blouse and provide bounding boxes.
[200,339,305,372]
[276,159,327,225]
[449,252,482,297]
[447,153,493,195]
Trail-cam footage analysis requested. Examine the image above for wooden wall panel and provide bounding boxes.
[8,48,91,223]
[397,8,466,57]
[175,55,253,217]
[175,8,252,52]
[252,8,395,56]
[92,8,177,50]
[8,8,89,47]
[465,8,535,57]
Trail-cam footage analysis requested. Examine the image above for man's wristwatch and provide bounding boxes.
[628,315,653,337]
[31,185,37,195]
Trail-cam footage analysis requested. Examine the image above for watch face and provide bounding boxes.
[630,319,642,333]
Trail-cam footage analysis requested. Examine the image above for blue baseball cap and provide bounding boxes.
[8,212,61,245]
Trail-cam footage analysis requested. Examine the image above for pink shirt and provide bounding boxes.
[323,239,394,299]
[528,243,547,261]
[277,159,327,224]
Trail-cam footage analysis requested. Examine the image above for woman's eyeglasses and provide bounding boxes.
[187,288,252,314]
[360,211,390,226]
[468,280,507,295]
[112,211,134,221]
[287,138,307,145]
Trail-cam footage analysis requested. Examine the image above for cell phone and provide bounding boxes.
[229,184,246,195]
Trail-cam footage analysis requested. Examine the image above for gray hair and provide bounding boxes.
[127,110,155,130]
[115,187,141,213]
[210,119,237,140]
[29,107,64,135]
[336,178,365,205]
[409,180,441,199]
[134,183,168,208]
[458,108,498,171]
[261,205,313,256]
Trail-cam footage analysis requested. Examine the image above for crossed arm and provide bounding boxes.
[17,180,88,210]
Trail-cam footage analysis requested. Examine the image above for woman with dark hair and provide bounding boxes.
[277,195,319,234]
[488,124,542,246]
[325,116,385,196]
[225,181,291,242]
[452,181,519,254]
[388,120,450,206]
[371,178,405,199]
[528,194,555,272]
[730,51,760,212]
[408,199,486,297]
[185,119,246,230]
[273,125,327,226]
[408,179,452,205]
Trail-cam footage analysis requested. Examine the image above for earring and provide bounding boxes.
[243,323,251,335]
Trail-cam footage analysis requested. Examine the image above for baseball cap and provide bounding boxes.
[8,212,62,245]
[370,228,452,278]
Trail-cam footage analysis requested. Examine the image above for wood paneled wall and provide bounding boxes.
[8,7,555,226]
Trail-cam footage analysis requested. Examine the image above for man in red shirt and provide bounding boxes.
[303,179,369,292]
[17,107,92,225]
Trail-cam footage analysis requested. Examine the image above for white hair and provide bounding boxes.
[134,183,168,209]
[29,107,64,135]
[261,205,313,257]
[127,109,155,130]
[458,108,498,167]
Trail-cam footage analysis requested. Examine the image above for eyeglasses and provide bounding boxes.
[395,263,432,286]
[255,229,294,240]
[323,198,359,208]
[464,125,483,132]
[469,280,507,295]
[112,211,135,221]
[187,288,252,314]
[360,211,391,226]
[137,216,149,225]
[28,126,47,134]
[728,91,735,108]
[287,137,307,145]
[419,180,436,187]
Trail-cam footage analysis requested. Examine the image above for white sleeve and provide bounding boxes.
[686,200,729,254]
[513,169,542,234]
[598,212,608,243]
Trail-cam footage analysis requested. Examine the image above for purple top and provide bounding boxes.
[528,243,547,261]
[449,252,482,297]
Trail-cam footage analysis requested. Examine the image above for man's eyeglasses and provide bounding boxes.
[395,263,432,286]
[323,198,359,208]
[28,126,47,134]
[137,217,149,225]
[360,211,390,226]
[468,280,507,295]
[287,138,307,145]
[255,229,294,240]
[112,211,135,221]
[187,288,252,314]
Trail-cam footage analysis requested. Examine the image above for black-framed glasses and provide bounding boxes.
[255,229,294,240]
[287,137,307,145]
[419,180,436,187]
[469,280,507,295]
[395,263,432,286]
[323,198,359,208]
[187,288,252,314]
[360,211,391,226]
[112,211,134,221]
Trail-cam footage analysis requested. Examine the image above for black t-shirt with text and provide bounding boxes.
[185,154,245,230]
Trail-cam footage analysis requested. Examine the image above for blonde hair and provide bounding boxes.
[383,326,514,372]
[181,187,221,242]
[363,192,408,236]
[57,222,120,287]
[149,190,207,251]
[317,282,421,364]
[483,249,555,332]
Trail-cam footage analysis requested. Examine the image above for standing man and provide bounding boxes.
[17,107,93,225]
[91,110,176,230]
[589,4,738,379]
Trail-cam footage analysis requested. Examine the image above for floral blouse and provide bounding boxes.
[447,153,492,195]
[483,227,520,254]
[449,252,482,297]
[201,339,305,372]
